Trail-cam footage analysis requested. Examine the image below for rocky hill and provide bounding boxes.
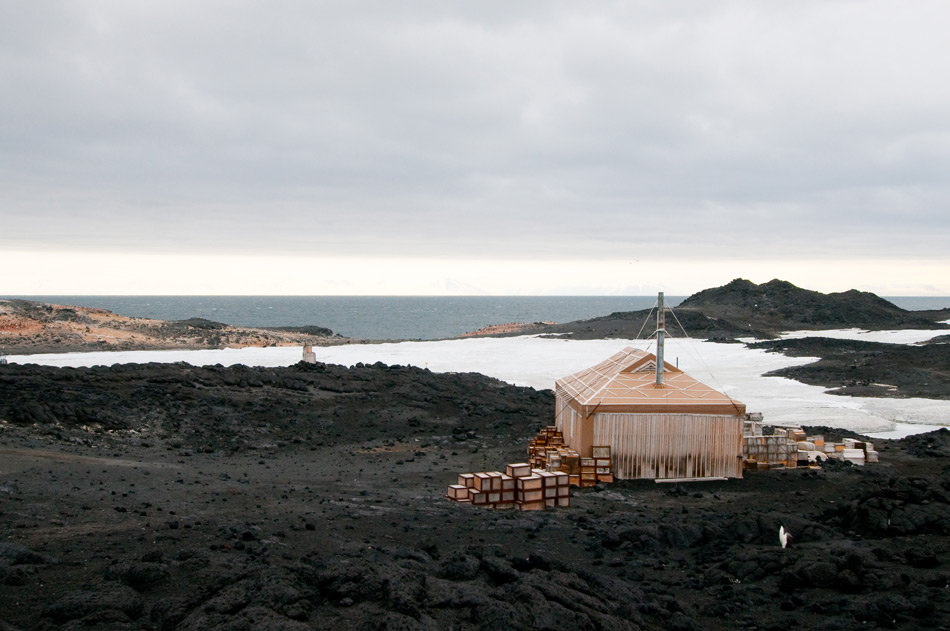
[492,280,950,341]
[0,299,346,355]
[678,278,948,332]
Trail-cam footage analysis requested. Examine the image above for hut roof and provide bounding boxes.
[556,346,746,417]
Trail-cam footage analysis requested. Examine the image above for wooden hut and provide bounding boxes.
[554,346,747,480]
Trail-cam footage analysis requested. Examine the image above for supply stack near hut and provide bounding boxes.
[742,422,880,470]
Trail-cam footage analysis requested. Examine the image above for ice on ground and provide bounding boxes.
[780,328,949,344]
[8,334,950,435]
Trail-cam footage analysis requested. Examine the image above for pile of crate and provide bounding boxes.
[743,428,799,470]
[527,426,566,468]
[526,427,613,487]
[795,435,879,466]
[743,424,880,470]
[445,463,571,510]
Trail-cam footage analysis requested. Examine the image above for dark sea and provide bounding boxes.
[6,296,949,341]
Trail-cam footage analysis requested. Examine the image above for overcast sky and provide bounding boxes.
[2,1,949,295]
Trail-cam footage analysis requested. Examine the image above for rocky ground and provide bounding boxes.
[751,337,950,400]
[3,361,950,630]
[0,300,347,355]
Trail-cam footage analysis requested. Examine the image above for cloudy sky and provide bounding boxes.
[2,1,949,295]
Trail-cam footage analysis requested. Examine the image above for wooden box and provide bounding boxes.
[517,500,545,511]
[470,489,487,505]
[473,472,492,491]
[518,489,544,502]
[458,473,475,488]
[446,485,469,501]
[516,475,543,491]
[506,463,532,478]
[487,472,504,491]
[592,446,611,459]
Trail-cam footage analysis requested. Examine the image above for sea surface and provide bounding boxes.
[5,295,949,341]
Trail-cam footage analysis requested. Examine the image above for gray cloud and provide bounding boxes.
[2,1,949,262]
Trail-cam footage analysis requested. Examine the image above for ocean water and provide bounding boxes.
[5,295,948,341]
[3,296,684,341]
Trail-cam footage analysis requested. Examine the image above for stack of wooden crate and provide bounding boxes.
[445,462,571,510]
[743,424,881,469]
[527,426,565,469]
[592,446,614,484]
[526,428,613,486]
[743,428,799,470]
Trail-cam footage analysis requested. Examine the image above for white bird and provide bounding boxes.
[779,525,792,549]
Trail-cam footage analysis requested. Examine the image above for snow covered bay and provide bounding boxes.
[8,332,950,435]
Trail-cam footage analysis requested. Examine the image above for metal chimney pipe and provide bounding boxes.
[656,292,665,386]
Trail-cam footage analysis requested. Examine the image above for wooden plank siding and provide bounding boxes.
[592,413,743,480]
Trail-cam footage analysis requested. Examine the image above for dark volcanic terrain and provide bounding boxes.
[751,337,950,399]
[488,279,950,342]
[3,361,950,630]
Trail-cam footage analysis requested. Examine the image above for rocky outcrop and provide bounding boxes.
[520,280,949,342]
[0,299,346,354]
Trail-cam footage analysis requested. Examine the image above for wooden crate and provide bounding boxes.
[517,500,545,511]
[457,473,475,488]
[470,489,488,505]
[592,445,611,459]
[486,471,504,491]
[515,475,543,491]
[473,472,492,491]
[518,489,544,502]
[446,485,469,501]
[506,463,532,478]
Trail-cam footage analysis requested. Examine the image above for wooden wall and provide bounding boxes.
[593,413,743,480]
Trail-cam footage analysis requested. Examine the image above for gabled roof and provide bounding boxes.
[556,347,746,417]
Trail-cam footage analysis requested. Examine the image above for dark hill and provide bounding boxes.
[525,279,949,342]
[678,278,946,332]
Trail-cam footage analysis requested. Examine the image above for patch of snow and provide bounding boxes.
[8,334,950,436]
